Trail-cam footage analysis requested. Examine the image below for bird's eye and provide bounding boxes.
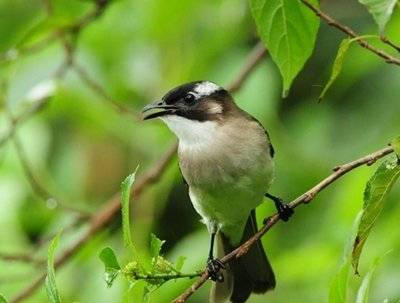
[184,94,195,104]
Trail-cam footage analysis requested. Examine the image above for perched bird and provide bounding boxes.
[142,81,292,303]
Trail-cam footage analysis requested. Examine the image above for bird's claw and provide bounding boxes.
[275,198,294,221]
[207,258,225,282]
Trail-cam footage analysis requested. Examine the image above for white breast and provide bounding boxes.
[160,115,219,147]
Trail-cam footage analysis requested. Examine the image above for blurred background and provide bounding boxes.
[0,0,399,302]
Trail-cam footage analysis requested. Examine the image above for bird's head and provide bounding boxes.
[142,81,238,144]
[142,81,234,122]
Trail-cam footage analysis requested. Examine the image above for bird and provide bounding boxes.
[142,80,293,303]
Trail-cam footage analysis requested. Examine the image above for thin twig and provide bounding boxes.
[0,253,45,267]
[0,95,50,148]
[0,272,37,285]
[9,41,269,303]
[35,214,88,250]
[380,36,400,53]
[301,0,400,66]
[12,135,91,216]
[125,272,202,281]
[226,42,267,93]
[71,63,140,120]
[172,146,394,303]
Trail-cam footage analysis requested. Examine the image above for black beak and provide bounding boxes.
[141,101,178,120]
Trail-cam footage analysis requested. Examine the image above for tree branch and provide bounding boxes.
[0,253,44,267]
[380,36,400,53]
[11,135,90,216]
[301,0,400,66]
[71,63,140,120]
[226,42,267,93]
[172,145,394,303]
[8,41,268,303]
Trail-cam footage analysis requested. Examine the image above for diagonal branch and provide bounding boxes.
[11,134,91,216]
[0,253,45,267]
[71,63,140,120]
[380,36,400,53]
[301,0,400,66]
[172,145,395,303]
[226,42,267,93]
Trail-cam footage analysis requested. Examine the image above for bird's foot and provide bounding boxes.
[275,197,293,221]
[207,258,225,282]
[265,193,294,222]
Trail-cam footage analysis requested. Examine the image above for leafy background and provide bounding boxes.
[0,0,399,302]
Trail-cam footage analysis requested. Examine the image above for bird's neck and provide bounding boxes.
[160,115,220,147]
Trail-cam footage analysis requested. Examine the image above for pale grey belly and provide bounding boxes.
[184,158,274,244]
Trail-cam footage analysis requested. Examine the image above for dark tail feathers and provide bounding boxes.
[210,210,275,303]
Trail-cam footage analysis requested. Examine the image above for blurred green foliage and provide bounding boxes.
[0,0,400,303]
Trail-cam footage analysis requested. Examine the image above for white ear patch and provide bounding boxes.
[194,81,220,97]
[207,103,223,114]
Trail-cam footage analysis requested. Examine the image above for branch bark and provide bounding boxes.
[301,0,400,66]
[172,145,394,303]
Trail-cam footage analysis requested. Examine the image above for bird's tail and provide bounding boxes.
[210,210,276,303]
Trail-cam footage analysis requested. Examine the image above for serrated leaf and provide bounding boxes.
[175,256,187,272]
[150,234,165,259]
[319,38,352,101]
[0,294,7,303]
[352,160,400,273]
[359,0,397,33]
[45,232,62,303]
[249,0,320,96]
[121,167,139,252]
[329,211,363,303]
[99,247,121,288]
[355,255,385,303]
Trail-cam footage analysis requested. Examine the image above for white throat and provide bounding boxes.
[160,115,218,146]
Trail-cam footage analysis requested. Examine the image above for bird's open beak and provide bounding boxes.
[141,101,178,120]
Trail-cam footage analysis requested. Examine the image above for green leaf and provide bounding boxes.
[0,294,7,303]
[150,234,165,259]
[45,232,62,303]
[99,247,121,270]
[329,262,351,303]
[355,255,385,303]
[329,211,363,303]
[359,0,397,33]
[319,38,352,101]
[249,0,320,96]
[121,167,139,252]
[99,247,121,287]
[351,160,400,273]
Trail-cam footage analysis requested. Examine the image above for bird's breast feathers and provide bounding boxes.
[162,115,274,241]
